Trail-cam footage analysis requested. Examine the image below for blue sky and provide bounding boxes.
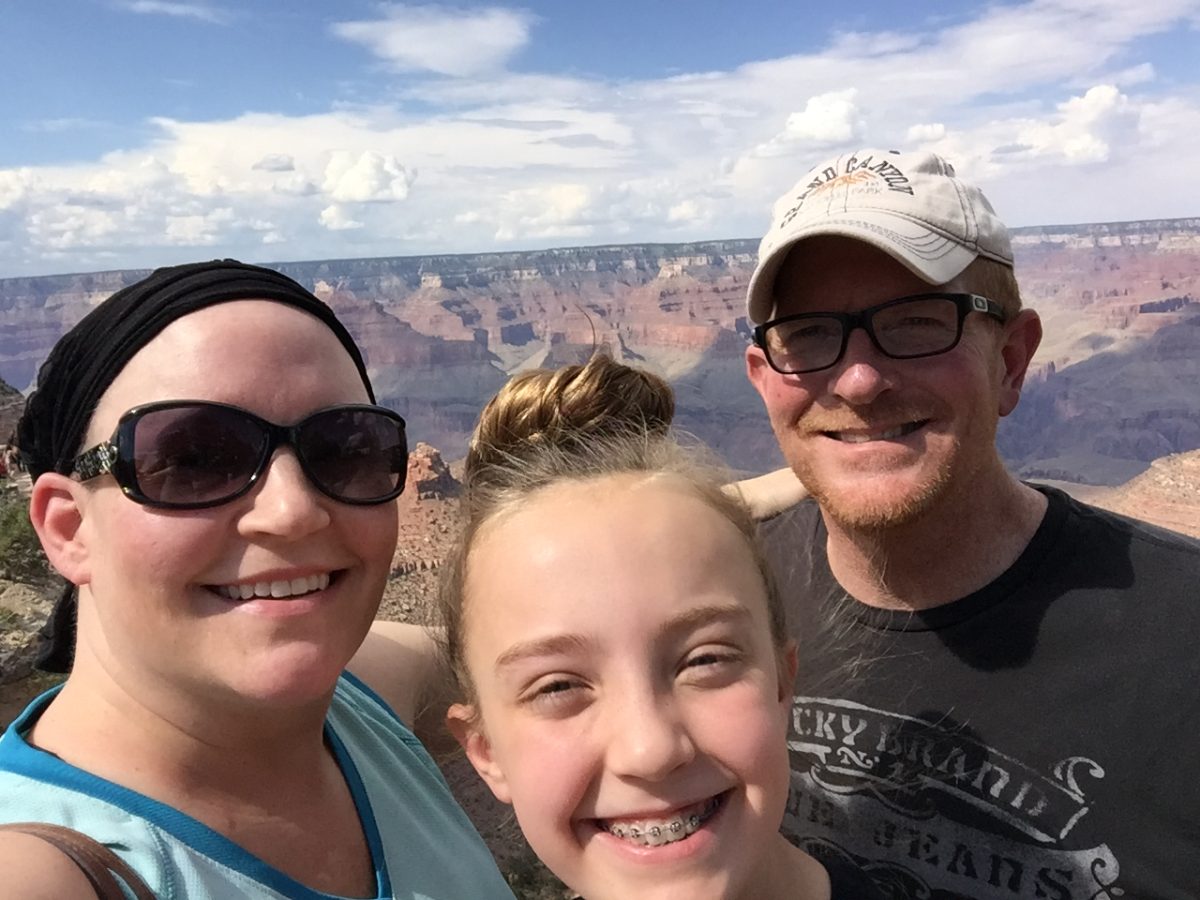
[2,0,1199,277]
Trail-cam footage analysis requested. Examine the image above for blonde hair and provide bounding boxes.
[465,355,674,472]
[960,256,1023,318]
[440,353,785,700]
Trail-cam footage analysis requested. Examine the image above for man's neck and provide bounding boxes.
[822,473,1048,611]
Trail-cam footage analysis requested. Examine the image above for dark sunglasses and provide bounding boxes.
[753,292,1007,375]
[71,401,408,509]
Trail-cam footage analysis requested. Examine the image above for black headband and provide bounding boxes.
[19,259,374,479]
[17,259,375,672]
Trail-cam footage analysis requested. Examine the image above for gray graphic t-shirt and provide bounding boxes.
[763,488,1200,900]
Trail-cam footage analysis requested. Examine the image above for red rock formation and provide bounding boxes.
[1060,450,1200,538]
[3,223,1200,482]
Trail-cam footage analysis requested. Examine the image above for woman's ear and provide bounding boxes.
[28,473,91,586]
[447,703,512,804]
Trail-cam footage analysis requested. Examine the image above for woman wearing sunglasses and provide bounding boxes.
[0,261,514,899]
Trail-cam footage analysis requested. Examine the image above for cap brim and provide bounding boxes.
[746,214,979,324]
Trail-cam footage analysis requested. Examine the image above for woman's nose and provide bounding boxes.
[237,449,332,539]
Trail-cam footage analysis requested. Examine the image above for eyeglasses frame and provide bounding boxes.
[752,292,1008,375]
[71,399,408,509]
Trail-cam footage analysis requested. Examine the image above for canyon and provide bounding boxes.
[1,219,1199,485]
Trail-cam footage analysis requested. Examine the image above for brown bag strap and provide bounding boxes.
[0,822,157,899]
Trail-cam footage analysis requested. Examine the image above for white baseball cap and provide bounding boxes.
[746,148,1014,324]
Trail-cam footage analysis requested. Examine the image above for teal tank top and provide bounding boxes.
[0,672,514,899]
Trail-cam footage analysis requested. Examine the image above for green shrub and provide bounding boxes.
[0,489,50,585]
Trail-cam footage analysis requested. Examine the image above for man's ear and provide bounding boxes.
[746,343,773,402]
[446,704,512,804]
[28,473,91,586]
[997,309,1043,417]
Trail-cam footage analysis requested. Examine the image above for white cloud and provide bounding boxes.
[492,183,594,241]
[331,4,533,77]
[906,123,947,143]
[26,206,120,250]
[1107,62,1157,87]
[164,207,233,245]
[1137,95,1200,151]
[320,205,364,231]
[5,0,1200,274]
[272,173,319,196]
[113,1,231,25]
[252,154,295,172]
[0,170,31,210]
[1005,84,1136,164]
[323,151,415,202]
[666,199,707,225]
[753,90,864,157]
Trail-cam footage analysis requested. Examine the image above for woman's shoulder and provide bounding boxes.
[327,678,514,898]
[0,829,100,900]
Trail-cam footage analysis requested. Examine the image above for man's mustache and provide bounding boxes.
[799,400,941,434]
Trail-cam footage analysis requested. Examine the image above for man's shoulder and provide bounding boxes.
[756,498,835,604]
[759,495,824,537]
[757,497,827,567]
[1039,483,1200,565]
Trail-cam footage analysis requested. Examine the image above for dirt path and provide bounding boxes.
[0,671,59,729]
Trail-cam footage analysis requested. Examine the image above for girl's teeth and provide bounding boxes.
[603,797,719,847]
[215,573,330,601]
[610,815,701,846]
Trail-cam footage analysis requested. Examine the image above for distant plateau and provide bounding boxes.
[2,217,1199,487]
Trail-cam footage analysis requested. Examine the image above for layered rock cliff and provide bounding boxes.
[0,378,22,444]
[1,220,1199,482]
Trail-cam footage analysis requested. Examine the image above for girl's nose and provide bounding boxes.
[605,691,696,783]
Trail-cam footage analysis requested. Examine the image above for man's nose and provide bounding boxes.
[824,327,892,405]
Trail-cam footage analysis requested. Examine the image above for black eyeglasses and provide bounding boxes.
[753,292,1006,375]
[71,401,408,509]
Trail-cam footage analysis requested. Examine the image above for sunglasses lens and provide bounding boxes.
[130,405,267,506]
[298,407,407,503]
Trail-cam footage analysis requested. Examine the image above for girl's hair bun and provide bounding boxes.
[466,351,674,475]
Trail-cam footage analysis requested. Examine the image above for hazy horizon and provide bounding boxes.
[3,1,1200,277]
[6,215,1200,284]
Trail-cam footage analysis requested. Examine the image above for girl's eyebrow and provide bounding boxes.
[494,633,593,671]
[659,603,752,641]
[492,604,752,672]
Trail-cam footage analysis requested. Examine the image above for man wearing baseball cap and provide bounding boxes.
[745,149,1200,899]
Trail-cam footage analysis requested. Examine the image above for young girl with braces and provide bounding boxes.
[440,353,880,899]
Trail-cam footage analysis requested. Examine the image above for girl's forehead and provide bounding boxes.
[470,476,769,615]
